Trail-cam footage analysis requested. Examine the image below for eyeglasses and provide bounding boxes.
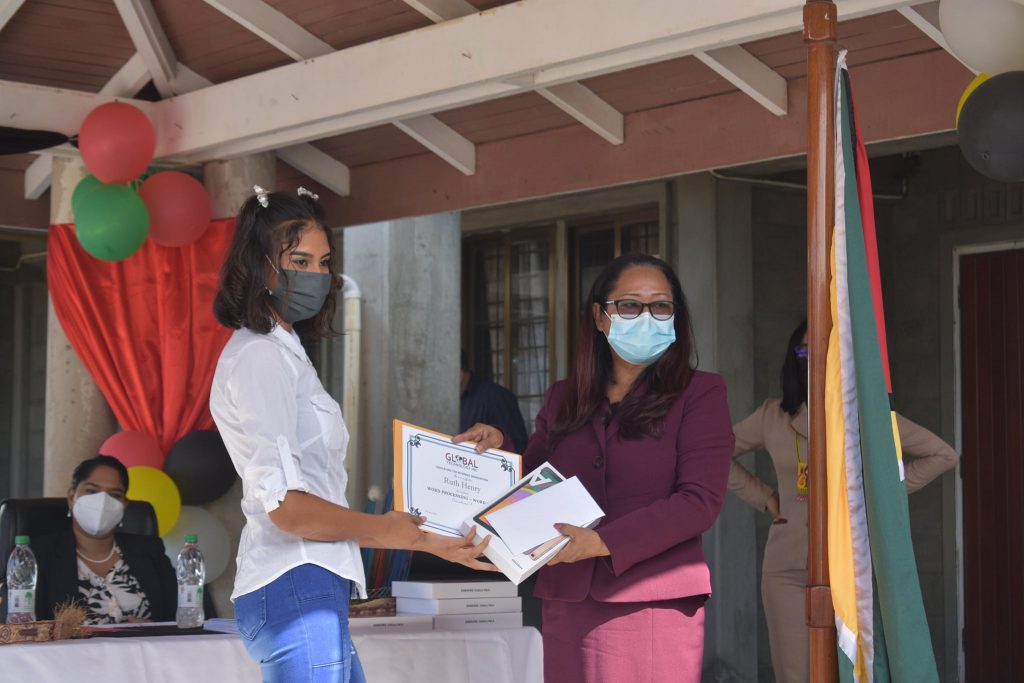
[603,299,675,321]
[794,344,808,359]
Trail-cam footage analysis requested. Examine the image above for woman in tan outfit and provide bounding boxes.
[729,320,958,683]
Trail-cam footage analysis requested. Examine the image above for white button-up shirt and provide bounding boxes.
[210,325,365,601]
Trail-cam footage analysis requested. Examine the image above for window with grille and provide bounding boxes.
[462,207,661,433]
[570,208,661,347]
[464,228,554,432]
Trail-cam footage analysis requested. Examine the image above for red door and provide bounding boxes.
[960,247,1024,682]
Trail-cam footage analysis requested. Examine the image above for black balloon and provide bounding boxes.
[0,126,70,155]
[957,71,1024,183]
[163,430,237,505]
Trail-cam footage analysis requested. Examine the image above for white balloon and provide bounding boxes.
[940,0,1024,74]
[162,506,232,584]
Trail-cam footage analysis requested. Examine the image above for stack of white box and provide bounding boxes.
[392,579,522,631]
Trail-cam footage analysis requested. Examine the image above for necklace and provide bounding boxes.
[77,544,117,564]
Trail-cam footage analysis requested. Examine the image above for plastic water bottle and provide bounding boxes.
[175,534,205,629]
[6,535,37,624]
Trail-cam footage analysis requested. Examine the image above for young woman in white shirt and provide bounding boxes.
[210,186,493,683]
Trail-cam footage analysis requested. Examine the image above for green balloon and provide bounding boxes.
[71,174,103,216]
[74,184,150,262]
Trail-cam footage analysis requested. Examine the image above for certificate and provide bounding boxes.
[393,420,522,537]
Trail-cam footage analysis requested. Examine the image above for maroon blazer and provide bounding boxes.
[523,370,734,603]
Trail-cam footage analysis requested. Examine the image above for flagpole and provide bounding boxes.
[804,2,839,682]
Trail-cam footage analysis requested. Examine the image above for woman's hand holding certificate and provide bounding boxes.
[452,422,506,453]
[417,526,498,572]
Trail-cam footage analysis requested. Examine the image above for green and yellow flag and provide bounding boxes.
[825,50,939,682]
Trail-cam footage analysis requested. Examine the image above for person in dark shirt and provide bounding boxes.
[459,353,528,453]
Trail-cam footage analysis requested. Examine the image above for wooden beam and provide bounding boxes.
[114,1,350,195]
[23,53,152,200]
[112,0,178,97]
[401,0,478,23]
[170,66,352,195]
[170,64,216,94]
[201,0,475,175]
[276,144,351,196]
[152,0,912,159]
[337,49,966,225]
[695,45,789,116]
[804,1,838,681]
[404,0,625,144]
[201,0,333,60]
[0,0,26,33]
[536,83,624,144]
[98,52,153,97]
[0,81,155,137]
[393,115,475,175]
[898,2,979,75]
[23,154,52,202]
[6,0,913,161]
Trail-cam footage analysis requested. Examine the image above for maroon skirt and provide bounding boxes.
[542,595,706,683]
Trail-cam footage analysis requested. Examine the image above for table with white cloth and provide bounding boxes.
[0,627,543,683]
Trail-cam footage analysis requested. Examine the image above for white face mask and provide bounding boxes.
[72,492,125,537]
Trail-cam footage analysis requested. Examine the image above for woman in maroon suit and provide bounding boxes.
[458,254,734,682]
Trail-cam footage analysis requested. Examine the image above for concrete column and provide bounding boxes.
[674,173,759,682]
[200,154,276,618]
[43,157,118,496]
[342,214,461,508]
[203,153,276,219]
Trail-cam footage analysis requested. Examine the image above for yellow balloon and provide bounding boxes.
[956,73,990,127]
[127,466,181,536]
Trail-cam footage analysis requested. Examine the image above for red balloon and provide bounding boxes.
[99,431,163,469]
[78,102,156,184]
[138,171,213,247]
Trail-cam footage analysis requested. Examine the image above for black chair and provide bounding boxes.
[0,497,215,621]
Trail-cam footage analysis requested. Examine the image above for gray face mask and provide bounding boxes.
[267,259,332,324]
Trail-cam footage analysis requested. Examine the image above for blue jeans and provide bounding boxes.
[234,564,366,683]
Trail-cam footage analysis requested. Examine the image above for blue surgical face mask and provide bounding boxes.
[604,312,677,366]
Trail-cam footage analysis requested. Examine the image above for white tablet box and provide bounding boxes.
[391,580,518,600]
[459,462,602,585]
[348,615,434,634]
[433,612,524,631]
[396,596,522,616]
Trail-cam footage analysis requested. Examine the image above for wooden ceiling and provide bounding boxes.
[0,1,972,227]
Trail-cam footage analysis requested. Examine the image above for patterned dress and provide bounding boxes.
[76,544,152,625]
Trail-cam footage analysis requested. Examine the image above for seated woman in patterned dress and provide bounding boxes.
[30,455,177,624]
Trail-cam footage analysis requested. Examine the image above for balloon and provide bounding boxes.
[78,102,156,183]
[940,0,1024,74]
[138,171,212,247]
[163,431,238,505]
[127,466,181,536]
[74,184,150,261]
[99,431,163,469]
[955,73,990,126]
[957,71,1024,182]
[162,506,231,584]
[71,174,103,216]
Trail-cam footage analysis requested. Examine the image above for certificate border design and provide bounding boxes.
[393,420,520,536]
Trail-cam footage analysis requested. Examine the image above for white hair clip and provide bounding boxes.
[253,185,269,208]
[297,186,319,201]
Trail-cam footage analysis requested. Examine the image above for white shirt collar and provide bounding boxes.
[267,324,310,364]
